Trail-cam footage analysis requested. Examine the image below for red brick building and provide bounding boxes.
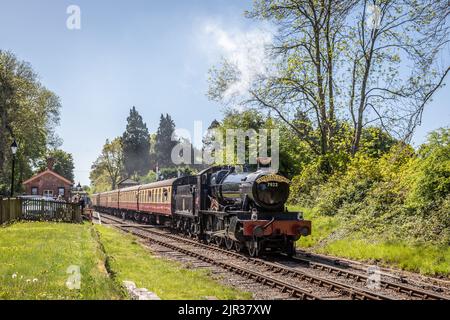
[22,168,73,201]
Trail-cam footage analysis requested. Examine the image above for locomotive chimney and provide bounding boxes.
[257,157,272,171]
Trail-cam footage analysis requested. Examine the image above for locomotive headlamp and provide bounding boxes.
[297,212,303,220]
[298,227,310,236]
[251,208,258,221]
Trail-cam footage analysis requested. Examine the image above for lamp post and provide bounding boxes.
[10,139,18,197]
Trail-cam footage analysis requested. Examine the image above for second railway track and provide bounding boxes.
[94,212,448,300]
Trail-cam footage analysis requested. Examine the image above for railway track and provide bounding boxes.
[96,212,422,300]
[98,214,321,300]
[285,255,449,300]
[292,251,450,296]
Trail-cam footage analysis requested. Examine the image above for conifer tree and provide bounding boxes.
[122,106,151,176]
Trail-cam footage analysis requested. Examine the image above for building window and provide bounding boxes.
[43,190,54,197]
[31,187,38,195]
[58,187,65,196]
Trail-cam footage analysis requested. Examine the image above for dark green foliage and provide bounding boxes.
[158,167,196,180]
[155,114,178,168]
[0,51,61,195]
[122,107,151,176]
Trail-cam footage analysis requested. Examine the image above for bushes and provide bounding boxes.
[289,128,450,246]
[288,161,325,207]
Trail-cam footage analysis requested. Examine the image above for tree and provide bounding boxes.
[208,0,449,167]
[0,51,61,194]
[158,166,196,180]
[90,138,124,191]
[155,114,177,168]
[122,106,151,176]
[139,170,157,184]
[347,0,450,154]
[37,149,75,182]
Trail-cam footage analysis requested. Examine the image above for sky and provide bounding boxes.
[0,0,449,185]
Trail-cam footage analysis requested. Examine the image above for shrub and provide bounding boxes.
[289,129,450,245]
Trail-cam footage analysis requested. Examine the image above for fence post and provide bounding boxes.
[6,198,10,222]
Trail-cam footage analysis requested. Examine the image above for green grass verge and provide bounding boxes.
[289,205,450,276]
[0,222,123,299]
[317,239,450,275]
[95,225,252,300]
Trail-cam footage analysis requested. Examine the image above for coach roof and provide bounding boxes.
[139,178,177,190]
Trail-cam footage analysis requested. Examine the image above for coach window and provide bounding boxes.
[163,189,168,202]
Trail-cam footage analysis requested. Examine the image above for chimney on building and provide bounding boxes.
[47,157,56,171]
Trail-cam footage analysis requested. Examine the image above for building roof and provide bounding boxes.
[118,178,139,185]
[22,169,73,186]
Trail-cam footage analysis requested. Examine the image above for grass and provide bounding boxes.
[95,225,252,300]
[289,205,450,276]
[0,222,123,299]
[290,206,342,248]
[317,239,450,275]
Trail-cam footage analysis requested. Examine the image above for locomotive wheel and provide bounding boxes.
[225,237,234,250]
[214,236,223,246]
[247,240,260,257]
[286,241,296,257]
[234,241,244,253]
[193,223,201,239]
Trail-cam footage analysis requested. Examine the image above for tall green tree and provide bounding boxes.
[90,138,124,191]
[208,0,449,167]
[155,113,177,168]
[122,107,151,176]
[37,149,75,182]
[0,51,61,195]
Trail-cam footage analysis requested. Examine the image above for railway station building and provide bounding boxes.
[22,159,73,201]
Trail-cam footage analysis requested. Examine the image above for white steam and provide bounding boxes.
[203,22,274,100]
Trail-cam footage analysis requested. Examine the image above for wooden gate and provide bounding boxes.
[21,198,82,222]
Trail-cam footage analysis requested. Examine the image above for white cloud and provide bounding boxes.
[202,21,274,99]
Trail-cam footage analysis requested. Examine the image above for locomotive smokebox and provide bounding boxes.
[211,168,290,212]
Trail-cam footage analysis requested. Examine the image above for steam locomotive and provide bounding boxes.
[92,161,311,257]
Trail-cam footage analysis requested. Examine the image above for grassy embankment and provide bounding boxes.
[0,222,121,299]
[0,222,250,299]
[291,205,450,276]
[95,225,251,299]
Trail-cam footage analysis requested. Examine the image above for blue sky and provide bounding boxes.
[1,0,448,185]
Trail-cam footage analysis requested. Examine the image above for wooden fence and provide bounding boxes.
[0,198,82,224]
[0,198,22,224]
